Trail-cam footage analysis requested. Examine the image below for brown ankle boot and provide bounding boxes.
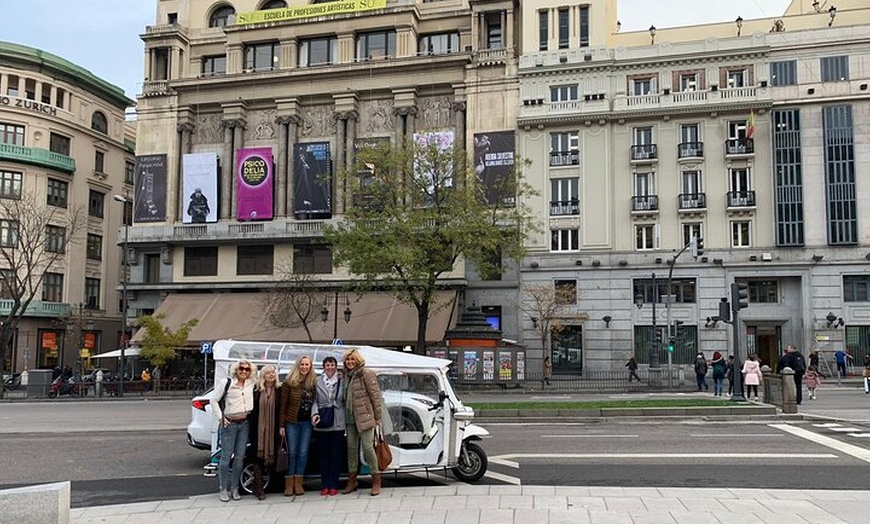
[342,473,358,494]
[370,473,381,496]
[284,476,295,496]
[294,476,305,495]
[252,464,266,500]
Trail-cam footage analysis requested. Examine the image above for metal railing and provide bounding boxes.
[550,200,580,216]
[631,195,659,212]
[726,190,756,208]
[677,142,704,159]
[550,150,580,166]
[678,193,707,210]
[630,144,658,161]
[725,138,754,155]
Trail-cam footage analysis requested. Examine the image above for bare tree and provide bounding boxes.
[260,264,326,342]
[519,282,583,364]
[0,194,84,397]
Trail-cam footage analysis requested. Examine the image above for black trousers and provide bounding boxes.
[794,374,804,404]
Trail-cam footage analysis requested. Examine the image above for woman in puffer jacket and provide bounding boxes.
[341,348,385,496]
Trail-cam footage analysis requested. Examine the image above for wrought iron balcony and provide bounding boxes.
[630,144,658,162]
[678,193,707,210]
[0,143,76,173]
[677,142,704,159]
[725,138,754,156]
[550,200,580,216]
[726,190,756,208]
[550,150,579,167]
[631,195,659,212]
[0,300,71,318]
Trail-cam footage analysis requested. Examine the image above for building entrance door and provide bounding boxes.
[750,325,781,369]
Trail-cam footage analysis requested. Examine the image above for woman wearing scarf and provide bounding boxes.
[279,355,316,496]
[248,364,281,500]
[311,356,346,496]
[342,348,385,496]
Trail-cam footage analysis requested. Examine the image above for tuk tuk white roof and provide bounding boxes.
[212,340,451,372]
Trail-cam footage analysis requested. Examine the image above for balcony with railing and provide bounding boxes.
[630,144,657,163]
[631,195,659,213]
[0,300,71,318]
[725,138,754,157]
[0,143,76,173]
[613,86,769,114]
[726,190,756,209]
[129,219,334,244]
[550,150,579,167]
[677,142,704,161]
[141,80,171,97]
[678,193,707,211]
[550,200,580,216]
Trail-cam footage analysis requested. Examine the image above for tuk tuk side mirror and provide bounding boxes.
[439,390,448,402]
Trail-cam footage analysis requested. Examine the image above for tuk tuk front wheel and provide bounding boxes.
[451,441,487,482]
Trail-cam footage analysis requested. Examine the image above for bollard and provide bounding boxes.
[780,367,797,414]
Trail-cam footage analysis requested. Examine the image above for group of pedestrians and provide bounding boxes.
[210,348,385,503]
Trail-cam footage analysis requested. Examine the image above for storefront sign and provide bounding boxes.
[0,95,58,116]
[237,0,387,25]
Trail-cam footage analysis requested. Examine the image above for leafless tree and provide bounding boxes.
[519,282,583,363]
[260,263,327,342]
[0,194,84,397]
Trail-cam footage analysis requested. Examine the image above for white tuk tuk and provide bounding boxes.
[211,340,490,484]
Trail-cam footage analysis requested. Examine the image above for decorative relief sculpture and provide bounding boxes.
[418,95,451,129]
[361,99,395,133]
[246,109,277,141]
[300,105,337,138]
[193,114,221,144]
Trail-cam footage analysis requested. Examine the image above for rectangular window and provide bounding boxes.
[183,246,218,276]
[770,60,797,86]
[237,245,274,275]
[0,122,25,145]
[549,132,579,166]
[485,13,502,49]
[539,10,548,51]
[293,244,333,274]
[748,280,778,303]
[635,224,657,251]
[244,42,278,71]
[682,222,703,247]
[550,85,578,102]
[844,327,870,369]
[551,325,583,373]
[202,55,227,76]
[823,105,856,245]
[47,179,68,208]
[145,253,160,284]
[773,109,804,246]
[557,8,569,49]
[550,177,579,216]
[125,160,135,185]
[357,30,396,60]
[55,88,65,109]
[633,127,654,146]
[634,173,653,196]
[821,56,849,82]
[554,279,577,305]
[0,269,13,299]
[5,75,18,97]
[844,275,870,302]
[300,36,338,66]
[579,6,589,47]
[94,151,105,173]
[45,225,66,254]
[679,73,698,92]
[631,77,656,96]
[550,228,579,252]
[49,133,70,156]
[731,220,751,247]
[729,168,751,193]
[418,33,459,56]
[86,234,102,261]
[726,69,747,88]
[633,278,697,304]
[635,325,698,365]
[0,170,22,199]
[42,272,63,302]
[728,120,748,139]
[24,79,36,100]
[88,190,105,218]
[84,278,100,309]
[0,219,18,248]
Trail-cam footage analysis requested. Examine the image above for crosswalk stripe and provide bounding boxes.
[829,428,861,432]
[812,423,842,428]
[848,433,870,438]
[770,424,870,463]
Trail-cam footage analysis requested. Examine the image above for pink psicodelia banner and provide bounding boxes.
[236,147,273,220]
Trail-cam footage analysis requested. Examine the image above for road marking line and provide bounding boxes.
[829,427,861,432]
[484,470,521,485]
[540,435,638,438]
[689,434,784,438]
[480,423,586,427]
[812,423,842,428]
[848,434,870,438]
[490,452,836,460]
[489,458,520,469]
[769,424,870,463]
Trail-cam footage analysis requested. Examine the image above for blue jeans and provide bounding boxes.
[317,430,346,489]
[285,421,313,477]
[713,377,724,396]
[218,420,249,491]
[696,373,708,391]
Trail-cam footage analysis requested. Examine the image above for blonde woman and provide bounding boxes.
[211,359,256,502]
[279,356,316,496]
[342,348,385,496]
[249,364,281,500]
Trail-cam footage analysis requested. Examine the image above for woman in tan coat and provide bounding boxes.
[342,348,385,496]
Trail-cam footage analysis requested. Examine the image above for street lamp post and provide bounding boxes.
[635,272,660,369]
[321,292,352,342]
[113,194,130,397]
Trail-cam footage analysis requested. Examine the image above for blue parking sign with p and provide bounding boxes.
[200,341,212,354]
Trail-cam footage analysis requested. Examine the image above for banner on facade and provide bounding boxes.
[237,0,387,25]
[133,154,167,223]
[413,130,455,198]
[236,147,274,221]
[473,131,516,206]
[293,142,332,219]
[182,152,218,224]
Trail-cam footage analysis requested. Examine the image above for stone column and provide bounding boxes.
[344,111,358,215]
[220,120,236,219]
[452,101,467,152]
[275,116,291,217]
[170,47,182,79]
[287,115,301,218]
[144,48,152,82]
[231,123,245,219]
[405,106,417,138]
[177,123,195,221]
[334,114,347,216]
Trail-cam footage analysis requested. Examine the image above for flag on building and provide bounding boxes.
[746,110,756,139]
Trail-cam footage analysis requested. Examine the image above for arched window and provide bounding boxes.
[91,111,108,134]
[261,0,287,8]
[209,5,236,28]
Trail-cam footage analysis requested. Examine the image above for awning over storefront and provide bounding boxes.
[131,291,458,347]
[91,347,141,359]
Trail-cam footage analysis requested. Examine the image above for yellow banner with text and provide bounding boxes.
[237,0,387,25]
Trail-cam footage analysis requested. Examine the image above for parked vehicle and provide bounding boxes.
[3,372,21,390]
[187,388,215,450]
[48,377,85,398]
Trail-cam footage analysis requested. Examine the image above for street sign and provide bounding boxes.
[200,341,212,354]
[332,338,343,346]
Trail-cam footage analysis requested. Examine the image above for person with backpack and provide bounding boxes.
[710,352,727,397]
[211,359,257,502]
[778,345,807,405]
[693,353,709,391]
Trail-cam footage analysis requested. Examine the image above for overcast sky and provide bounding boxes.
[0,0,792,101]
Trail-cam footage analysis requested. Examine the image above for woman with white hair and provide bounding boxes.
[211,359,256,502]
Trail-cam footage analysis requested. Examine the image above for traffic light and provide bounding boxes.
[667,337,675,352]
[718,297,732,323]
[654,328,662,346]
[690,235,705,258]
[731,281,749,312]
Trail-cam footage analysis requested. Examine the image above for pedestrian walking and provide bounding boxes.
[694,353,709,391]
[311,356,346,496]
[342,348,385,496]
[742,354,762,401]
[863,364,870,394]
[804,365,822,400]
[711,352,727,396]
[726,355,735,396]
[778,345,807,405]
[279,355,317,497]
[211,359,256,502]
[140,368,152,393]
[542,356,552,386]
[809,348,827,378]
[834,349,853,378]
[249,364,281,500]
[625,355,641,383]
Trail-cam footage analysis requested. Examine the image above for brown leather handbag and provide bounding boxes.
[374,426,392,471]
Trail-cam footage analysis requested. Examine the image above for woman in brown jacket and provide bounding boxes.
[279,356,316,496]
[248,364,281,500]
[341,348,385,496]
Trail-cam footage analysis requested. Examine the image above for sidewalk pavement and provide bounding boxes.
[70,484,870,524]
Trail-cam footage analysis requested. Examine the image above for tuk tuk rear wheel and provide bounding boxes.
[451,442,487,482]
